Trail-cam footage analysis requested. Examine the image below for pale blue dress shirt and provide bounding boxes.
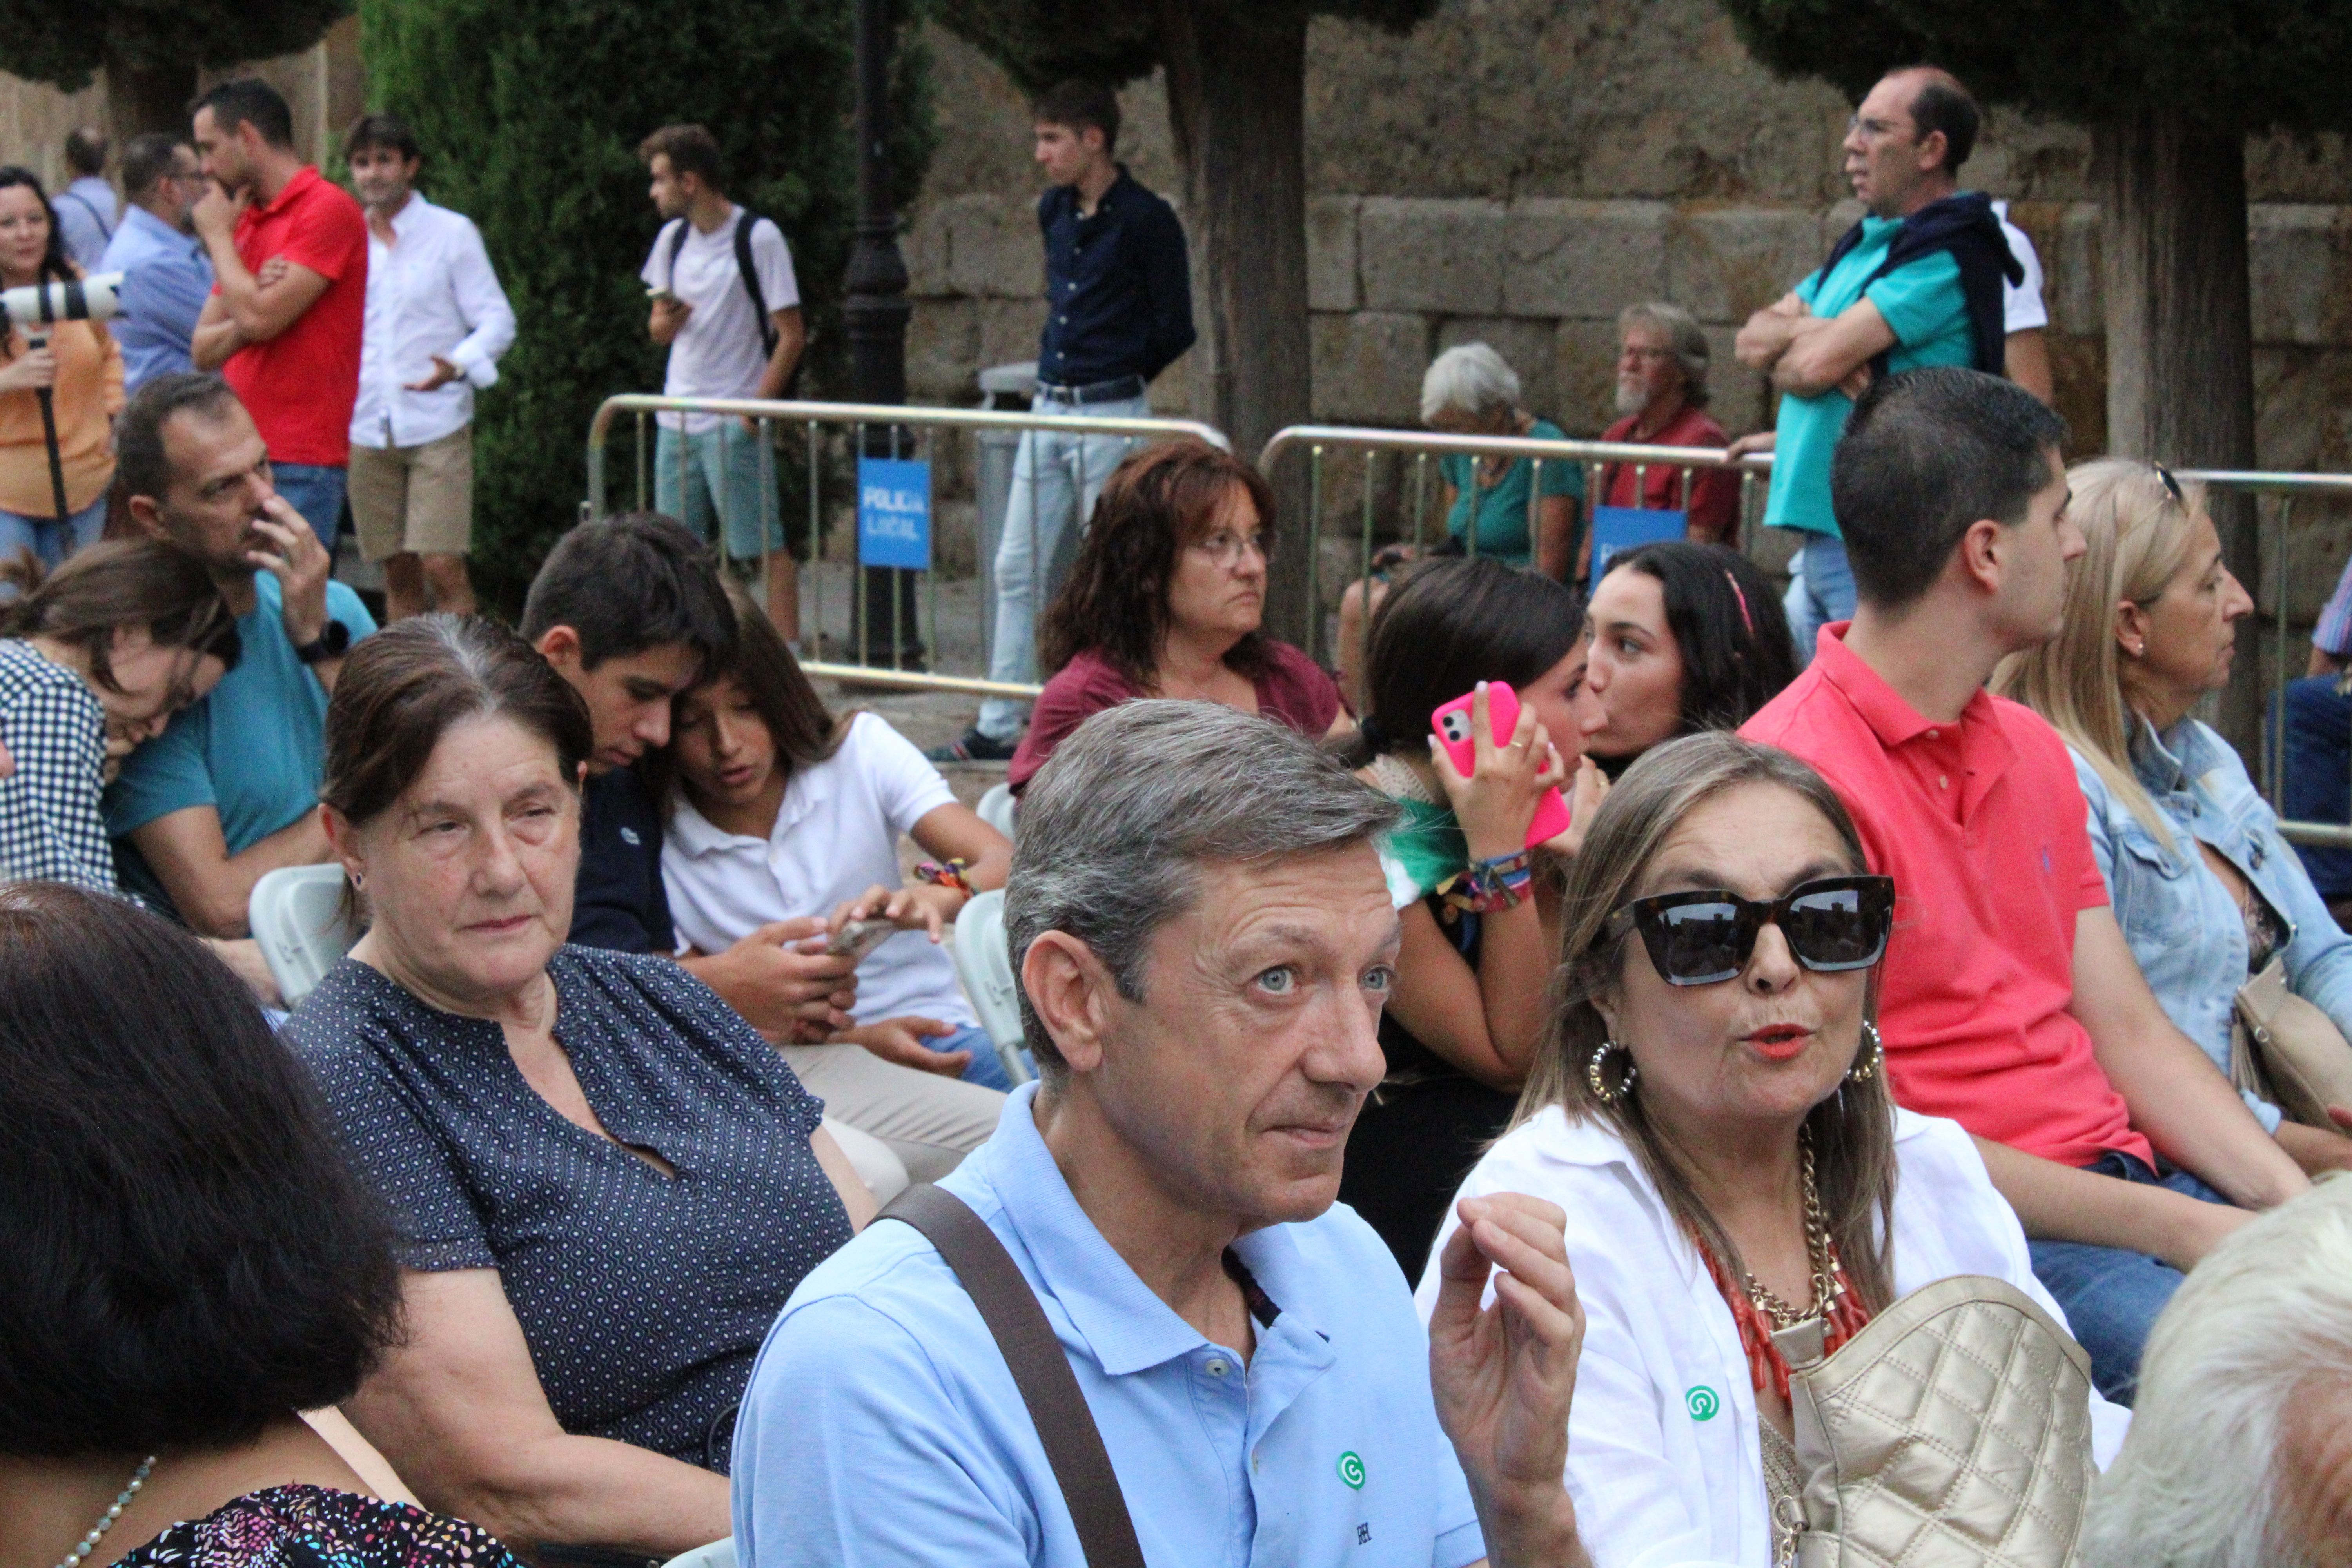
[98,204,215,392]
[733,1081,1486,1568]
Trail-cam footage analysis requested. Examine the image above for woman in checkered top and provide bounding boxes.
[0,539,240,890]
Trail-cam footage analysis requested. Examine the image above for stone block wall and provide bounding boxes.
[897,1,2352,578]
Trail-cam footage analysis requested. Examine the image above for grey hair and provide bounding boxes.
[2080,1175,2352,1568]
[1618,301,1711,408]
[1004,700,1400,1083]
[1421,342,1523,425]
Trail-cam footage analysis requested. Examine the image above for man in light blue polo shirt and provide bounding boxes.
[735,701,1590,1568]
[106,374,374,934]
[1736,66,2016,663]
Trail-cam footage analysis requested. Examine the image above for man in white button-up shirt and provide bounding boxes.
[345,113,515,620]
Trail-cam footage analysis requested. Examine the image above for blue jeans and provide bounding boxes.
[654,423,784,562]
[0,494,107,575]
[936,1021,1013,1091]
[272,463,347,551]
[976,396,1149,742]
[2026,1152,2232,1406]
[1781,532,1856,668]
[2278,674,2352,900]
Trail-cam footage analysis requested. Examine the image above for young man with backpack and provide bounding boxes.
[640,123,806,639]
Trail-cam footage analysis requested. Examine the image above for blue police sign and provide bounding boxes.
[857,457,932,571]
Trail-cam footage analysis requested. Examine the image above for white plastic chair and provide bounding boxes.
[976,780,1018,842]
[952,887,1033,1086]
[657,1539,735,1568]
[247,863,359,1008]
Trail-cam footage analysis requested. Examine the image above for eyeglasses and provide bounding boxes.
[1599,874,1896,987]
[1191,530,1272,568]
[2154,463,2185,505]
[1620,345,1677,363]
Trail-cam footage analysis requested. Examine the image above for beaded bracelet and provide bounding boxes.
[1440,847,1535,915]
[914,858,974,896]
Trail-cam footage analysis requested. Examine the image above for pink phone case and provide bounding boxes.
[1430,682,1575,847]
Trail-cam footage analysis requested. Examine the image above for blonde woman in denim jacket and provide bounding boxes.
[1996,458,2352,1176]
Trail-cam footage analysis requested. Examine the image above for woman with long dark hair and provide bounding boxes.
[0,166,124,565]
[998,438,1342,791]
[1583,541,1797,776]
[653,578,1014,1180]
[1336,555,1606,1275]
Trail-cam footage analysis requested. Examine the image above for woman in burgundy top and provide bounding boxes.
[1007,439,1343,791]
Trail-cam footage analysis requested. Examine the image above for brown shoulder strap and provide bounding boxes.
[878,1184,1146,1568]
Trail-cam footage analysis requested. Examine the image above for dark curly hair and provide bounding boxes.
[1037,439,1278,689]
[0,882,405,1458]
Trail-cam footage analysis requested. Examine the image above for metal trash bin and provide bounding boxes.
[974,361,1036,662]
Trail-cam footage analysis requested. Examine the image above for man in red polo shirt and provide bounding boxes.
[1595,302,1740,548]
[189,78,367,551]
[1742,365,2307,1405]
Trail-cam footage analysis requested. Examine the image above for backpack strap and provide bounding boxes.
[58,189,113,242]
[664,217,690,288]
[733,211,780,358]
[877,1184,1145,1568]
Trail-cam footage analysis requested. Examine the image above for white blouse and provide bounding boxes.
[1412,1105,2130,1568]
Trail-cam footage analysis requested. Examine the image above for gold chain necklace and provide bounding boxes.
[1741,1134,1846,1330]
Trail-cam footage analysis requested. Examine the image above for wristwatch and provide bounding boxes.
[294,620,352,666]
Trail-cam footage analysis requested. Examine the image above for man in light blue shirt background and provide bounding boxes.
[100,135,217,394]
[735,701,1590,1568]
[55,127,119,269]
[1735,66,2001,663]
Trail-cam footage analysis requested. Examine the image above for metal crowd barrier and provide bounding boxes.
[584,395,1230,698]
[1256,425,1775,665]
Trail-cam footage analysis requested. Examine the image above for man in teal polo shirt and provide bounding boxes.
[106,374,375,935]
[1735,65,2020,663]
[736,701,1589,1568]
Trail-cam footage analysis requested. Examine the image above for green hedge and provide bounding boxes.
[360,0,933,615]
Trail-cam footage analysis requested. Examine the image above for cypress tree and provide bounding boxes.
[0,0,348,142]
[360,0,933,613]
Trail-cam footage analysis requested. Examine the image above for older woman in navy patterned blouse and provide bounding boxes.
[283,615,870,1557]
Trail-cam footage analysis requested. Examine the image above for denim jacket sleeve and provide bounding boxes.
[2215,738,2352,1046]
[2072,737,2285,1133]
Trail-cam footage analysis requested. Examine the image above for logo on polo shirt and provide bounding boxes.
[1686,1385,1720,1421]
[620,826,642,846]
[1336,1451,1366,1489]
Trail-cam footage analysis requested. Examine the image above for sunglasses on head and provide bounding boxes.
[1599,874,1896,987]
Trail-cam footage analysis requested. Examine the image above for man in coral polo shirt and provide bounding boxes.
[1743,366,2307,1405]
[189,78,367,551]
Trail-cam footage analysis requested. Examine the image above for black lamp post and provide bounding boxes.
[842,0,922,666]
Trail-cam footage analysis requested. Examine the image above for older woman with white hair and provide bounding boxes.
[1334,342,1584,709]
[1421,341,1584,577]
[2080,1176,2352,1568]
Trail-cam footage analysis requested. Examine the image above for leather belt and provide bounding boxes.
[1035,374,1146,406]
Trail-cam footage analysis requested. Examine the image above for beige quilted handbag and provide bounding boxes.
[1769,1274,2097,1568]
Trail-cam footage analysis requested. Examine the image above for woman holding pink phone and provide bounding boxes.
[1334,556,1608,1276]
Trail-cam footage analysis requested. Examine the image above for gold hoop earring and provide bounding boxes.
[1587,1040,1637,1105]
[1847,1020,1884,1083]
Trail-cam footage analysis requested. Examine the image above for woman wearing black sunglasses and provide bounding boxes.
[1413,731,2127,1568]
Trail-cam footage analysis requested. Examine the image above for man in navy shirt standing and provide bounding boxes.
[933,80,1195,763]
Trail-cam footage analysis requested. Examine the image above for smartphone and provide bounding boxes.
[1430,681,1575,847]
[825,918,895,962]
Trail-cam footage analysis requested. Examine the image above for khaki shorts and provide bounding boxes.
[349,427,474,562]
